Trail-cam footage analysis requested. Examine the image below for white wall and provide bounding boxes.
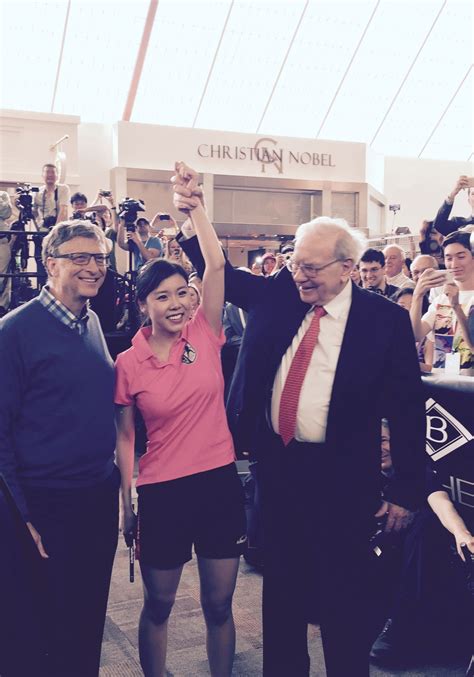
[0,109,80,185]
[384,156,473,233]
[1,109,472,236]
[76,123,114,201]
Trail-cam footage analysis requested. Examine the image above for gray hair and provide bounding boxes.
[383,243,405,257]
[295,216,367,264]
[42,220,107,266]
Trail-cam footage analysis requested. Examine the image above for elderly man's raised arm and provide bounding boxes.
[178,225,265,313]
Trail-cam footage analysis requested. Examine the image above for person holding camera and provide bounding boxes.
[0,191,13,314]
[117,216,162,270]
[433,176,474,236]
[115,163,245,677]
[410,230,474,375]
[33,163,69,228]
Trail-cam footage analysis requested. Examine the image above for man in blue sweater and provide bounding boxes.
[0,221,119,677]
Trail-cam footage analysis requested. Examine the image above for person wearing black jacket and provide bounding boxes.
[175,172,425,677]
[433,175,474,236]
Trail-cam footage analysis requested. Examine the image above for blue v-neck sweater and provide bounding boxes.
[0,299,116,518]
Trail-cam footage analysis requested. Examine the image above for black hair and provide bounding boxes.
[70,192,88,205]
[136,218,150,226]
[392,287,414,303]
[442,230,471,252]
[360,248,385,266]
[136,259,188,304]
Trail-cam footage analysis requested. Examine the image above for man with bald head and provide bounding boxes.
[383,244,415,289]
[410,254,438,284]
[178,206,425,677]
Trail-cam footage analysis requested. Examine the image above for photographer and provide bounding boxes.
[410,230,474,375]
[0,191,13,314]
[433,175,474,236]
[117,216,162,270]
[33,164,69,228]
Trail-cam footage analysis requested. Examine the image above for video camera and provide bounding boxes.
[419,220,444,258]
[72,210,99,226]
[15,183,39,223]
[118,197,145,232]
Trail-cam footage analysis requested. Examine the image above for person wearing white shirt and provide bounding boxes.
[33,164,70,229]
[383,244,415,289]
[410,230,474,376]
[179,210,426,677]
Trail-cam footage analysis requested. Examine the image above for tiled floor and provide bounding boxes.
[100,544,466,676]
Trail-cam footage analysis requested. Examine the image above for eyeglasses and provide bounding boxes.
[286,257,343,278]
[52,253,110,266]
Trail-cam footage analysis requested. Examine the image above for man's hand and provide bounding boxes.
[454,530,474,561]
[414,268,447,298]
[171,162,205,213]
[375,501,415,533]
[448,175,469,202]
[126,230,141,246]
[443,281,460,308]
[26,521,49,558]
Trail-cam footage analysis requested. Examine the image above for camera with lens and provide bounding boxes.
[419,220,444,258]
[15,183,39,223]
[73,210,98,226]
[119,197,145,233]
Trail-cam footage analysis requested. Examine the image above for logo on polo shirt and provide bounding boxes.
[182,342,196,364]
[425,398,473,462]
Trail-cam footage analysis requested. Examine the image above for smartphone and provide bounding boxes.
[100,190,112,198]
[442,269,455,283]
[159,214,170,221]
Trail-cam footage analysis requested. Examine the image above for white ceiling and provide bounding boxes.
[1,0,472,161]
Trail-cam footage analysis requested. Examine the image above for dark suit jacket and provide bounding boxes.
[433,199,474,236]
[180,235,426,513]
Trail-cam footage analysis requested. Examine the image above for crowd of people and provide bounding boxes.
[0,163,473,677]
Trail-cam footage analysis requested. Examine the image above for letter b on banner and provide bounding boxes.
[427,416,449,444]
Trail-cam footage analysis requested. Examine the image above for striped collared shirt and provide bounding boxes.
[38,286,89,335]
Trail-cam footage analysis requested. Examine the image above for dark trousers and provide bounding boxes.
[259,432,377,677]
[0,469,119,677]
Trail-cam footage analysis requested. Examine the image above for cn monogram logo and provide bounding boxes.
[425,398,473,462]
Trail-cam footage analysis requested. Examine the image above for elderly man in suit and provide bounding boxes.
[174,170,425,677]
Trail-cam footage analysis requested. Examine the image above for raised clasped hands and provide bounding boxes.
[171,162,204,214]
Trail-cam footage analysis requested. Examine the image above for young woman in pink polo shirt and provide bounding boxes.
[115,163,246,677]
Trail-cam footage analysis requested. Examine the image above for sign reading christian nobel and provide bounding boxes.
[197,137,335,175]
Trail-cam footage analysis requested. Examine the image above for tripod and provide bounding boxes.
[123,220,139,334]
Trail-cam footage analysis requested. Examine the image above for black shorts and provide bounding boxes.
[137,462,247,569]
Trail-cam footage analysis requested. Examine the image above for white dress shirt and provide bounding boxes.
[386,271,415,289]
[271,280,352,443]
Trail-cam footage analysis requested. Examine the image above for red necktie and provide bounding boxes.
[278,306,327,446]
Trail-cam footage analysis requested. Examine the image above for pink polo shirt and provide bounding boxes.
[114,307,235,487]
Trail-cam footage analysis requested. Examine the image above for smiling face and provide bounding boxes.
[383,246,404,277]
[46,236,107,313]
[140,273,191,337]
[291,231,352,306]
[444,242,474,284]
[359,260,385,290]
